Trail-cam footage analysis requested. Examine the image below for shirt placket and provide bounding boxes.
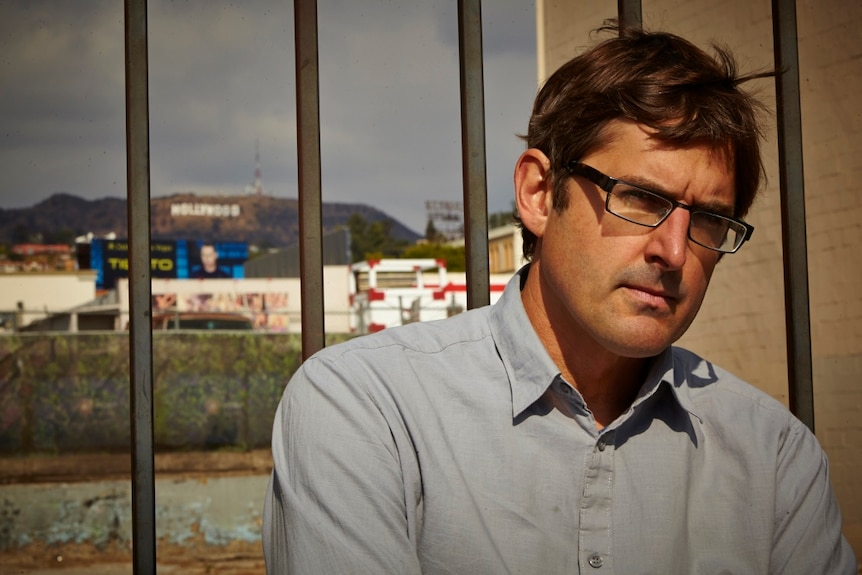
[579,430,615,572]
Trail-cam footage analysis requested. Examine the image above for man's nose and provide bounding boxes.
[644,208,689,270]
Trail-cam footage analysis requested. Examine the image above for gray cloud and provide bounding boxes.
[0,0,536,234]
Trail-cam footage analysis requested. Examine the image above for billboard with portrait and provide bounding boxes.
[90,239,248,289]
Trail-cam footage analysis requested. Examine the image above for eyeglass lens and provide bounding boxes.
[607,185,742,252]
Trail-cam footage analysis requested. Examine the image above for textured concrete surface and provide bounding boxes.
[0,474,269,574]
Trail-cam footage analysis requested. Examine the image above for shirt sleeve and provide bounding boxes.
[771,418,857,574]
[262,354,423,575]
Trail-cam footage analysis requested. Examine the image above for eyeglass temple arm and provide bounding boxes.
[566,161,616,192]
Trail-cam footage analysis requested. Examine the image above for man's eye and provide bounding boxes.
[615,188,665,210]
[698,214,730,231]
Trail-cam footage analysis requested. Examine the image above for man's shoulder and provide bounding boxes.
[285,307,502,412]
[668,346,818,463]
[308,306,495,366]
[670,346,798,425]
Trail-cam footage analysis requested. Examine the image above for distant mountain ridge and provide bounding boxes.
[0,193,421,246]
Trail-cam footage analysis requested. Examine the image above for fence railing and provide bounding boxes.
[121,0,812,572]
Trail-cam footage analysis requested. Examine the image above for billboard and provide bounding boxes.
[90,239,248,290]
[152,291,289,331]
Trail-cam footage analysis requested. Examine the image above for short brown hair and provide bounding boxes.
[516,22,774,260]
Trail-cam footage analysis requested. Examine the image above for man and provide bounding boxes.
[263,24,857,574]
[191,242,230,278]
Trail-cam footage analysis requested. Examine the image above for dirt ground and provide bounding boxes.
[2,563,264,575]
[0,450,272,574]
[0,449,273,485]
[0,540,265,575]
[1,540,266,575]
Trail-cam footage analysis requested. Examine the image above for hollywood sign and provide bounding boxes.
[170,203,241,217]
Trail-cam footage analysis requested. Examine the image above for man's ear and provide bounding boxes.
[514,148,553,238]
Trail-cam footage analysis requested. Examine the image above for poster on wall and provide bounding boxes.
[151,291,289,331]
[90,239,248,289]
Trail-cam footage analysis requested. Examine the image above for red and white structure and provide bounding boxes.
[349,258,508,333]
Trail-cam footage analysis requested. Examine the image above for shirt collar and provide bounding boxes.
[489,266,562,418]
[636,347,703,423]
[489,265,703,424]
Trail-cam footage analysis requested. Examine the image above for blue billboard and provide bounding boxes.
[90,239,248,290]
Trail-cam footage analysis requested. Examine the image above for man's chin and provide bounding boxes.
[609,343,669,360]
[600,325,682,359]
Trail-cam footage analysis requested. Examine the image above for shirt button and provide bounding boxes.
[597,439,606,452]
[588,553,603,568]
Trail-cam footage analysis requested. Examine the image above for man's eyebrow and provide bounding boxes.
[617,174,736,216]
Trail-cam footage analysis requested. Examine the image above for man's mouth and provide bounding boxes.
[622,284,680,309]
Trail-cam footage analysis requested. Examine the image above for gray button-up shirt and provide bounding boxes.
[263,269,856,574]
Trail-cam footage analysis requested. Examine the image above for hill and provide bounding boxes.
[0,193,421,247]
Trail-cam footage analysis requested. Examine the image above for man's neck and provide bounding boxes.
[520,263,649,428]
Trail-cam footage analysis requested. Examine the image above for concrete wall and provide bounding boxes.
[538,0,862,559]
[0,272,98,328]
[0,474,268,567]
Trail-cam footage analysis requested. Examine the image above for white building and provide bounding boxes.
[0,271,98,331]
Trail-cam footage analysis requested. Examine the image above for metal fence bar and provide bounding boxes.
[106,3,820,573]
[295,0,326,359]
[772,0,815,431]
[458,0,490,309]
[617,0,643,30]
[123,0,157,573]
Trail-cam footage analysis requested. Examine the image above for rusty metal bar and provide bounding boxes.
[123,0,156,572]
[458,0,490,309]
[617,0,643,30]
[295,0,325,359]
[772,0,815,431]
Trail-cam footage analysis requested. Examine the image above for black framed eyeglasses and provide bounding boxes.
[566,161,754,254]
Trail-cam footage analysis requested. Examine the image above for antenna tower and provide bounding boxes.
[252,140,263,195]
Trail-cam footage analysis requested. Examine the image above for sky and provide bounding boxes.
[0,0,538,236]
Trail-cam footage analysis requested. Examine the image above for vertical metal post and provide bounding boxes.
[617,0,643,31]
[772,0,815,431]
[458,0,490,309]
[295,0,325,359]
[123,0,156,572]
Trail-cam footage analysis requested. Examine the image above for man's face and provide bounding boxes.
[200,245,218,272]
[535,120,734,359]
